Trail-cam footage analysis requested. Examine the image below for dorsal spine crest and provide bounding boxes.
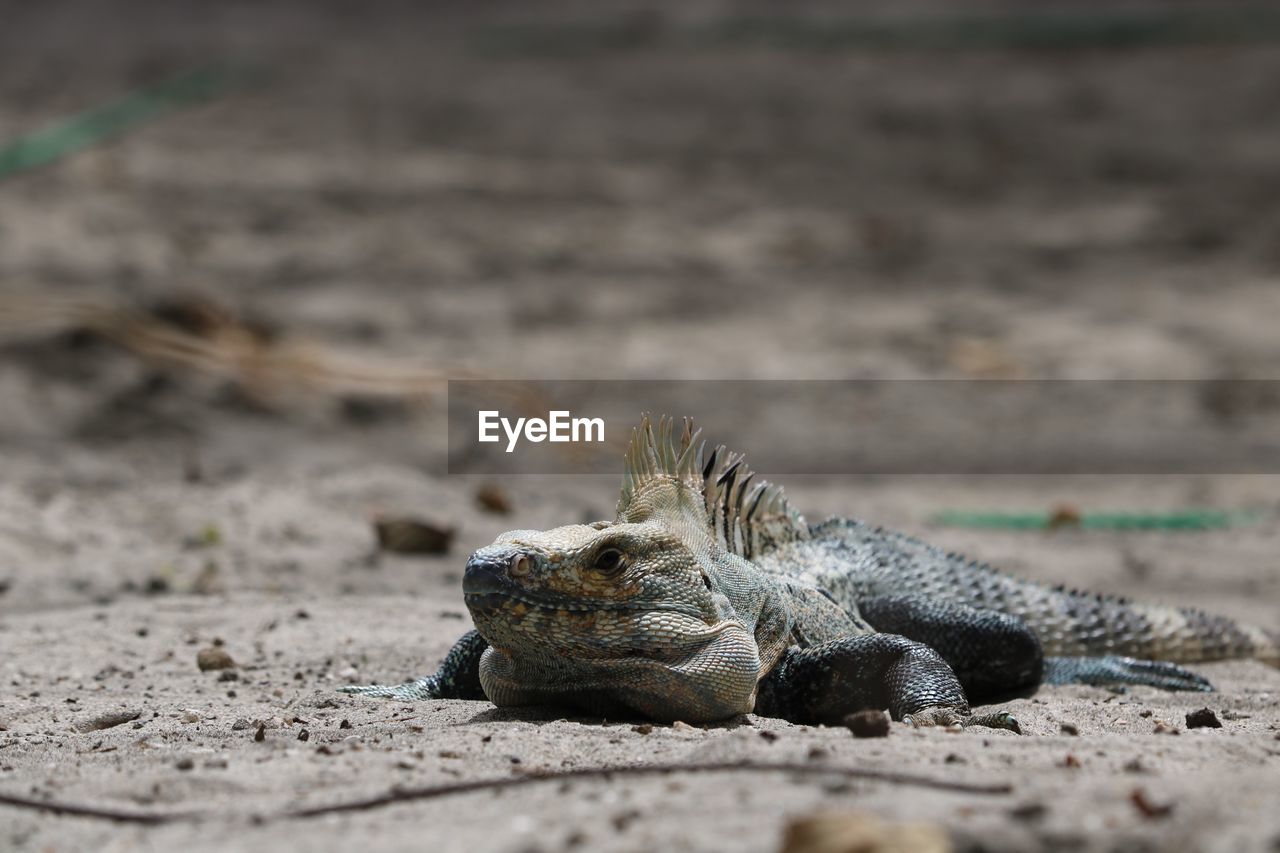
[617,414,809,560]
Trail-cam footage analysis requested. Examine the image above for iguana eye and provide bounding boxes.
[593,548,625,574]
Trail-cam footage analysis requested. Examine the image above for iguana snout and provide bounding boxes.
[461,547,534,608]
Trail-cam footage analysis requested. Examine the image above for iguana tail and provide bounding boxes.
[1020,585,1279,668]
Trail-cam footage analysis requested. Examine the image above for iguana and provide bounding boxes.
[342,416,1279,729]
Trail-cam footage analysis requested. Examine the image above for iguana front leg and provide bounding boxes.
[339,630,489,701]
[753,634,1018,731]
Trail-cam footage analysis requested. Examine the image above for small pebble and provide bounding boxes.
[254,724,266,742]
[175,757,195,771]
[373,517,454,555]
[1060,722,1079,736]
[843,709,890,738]
[75,708,142,733]
[631,724,653,735]
[298,729,310,742]
[1185,708,1222,729]
[476,484,513,515]
[1009,802,1047,821]
[196,647,236,672]
[781,812,948,853]
[1130,787,1174,819]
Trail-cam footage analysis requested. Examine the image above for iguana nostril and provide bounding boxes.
[509,554,531,578]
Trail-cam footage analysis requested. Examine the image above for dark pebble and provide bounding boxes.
[1130,787,1174,819]
[1009,802,1047,821]
[196,647,236,672]
[843,709,890,738]
[1185,708,1222,729]
[476,484,513,515]
[75,708,143,733]
[373,517,454,555]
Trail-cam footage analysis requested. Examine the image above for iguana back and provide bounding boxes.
[761,517,1279,668]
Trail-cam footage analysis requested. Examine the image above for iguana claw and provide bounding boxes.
[904,707,1021,734]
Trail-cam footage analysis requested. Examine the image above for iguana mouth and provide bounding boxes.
[462,563,619,612]
[463,549,700,617]
[464,585,697,617]
[464,588,623,613]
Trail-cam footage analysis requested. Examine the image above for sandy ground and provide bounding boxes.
[3,2,1280,850]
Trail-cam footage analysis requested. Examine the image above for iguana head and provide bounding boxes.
[463,416,807,722]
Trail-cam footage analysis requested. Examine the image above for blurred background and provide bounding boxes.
[3,0,1280,613]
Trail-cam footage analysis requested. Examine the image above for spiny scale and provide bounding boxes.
[618,414,809,560]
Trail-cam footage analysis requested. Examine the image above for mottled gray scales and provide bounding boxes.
[343,416,1280,723]
[1175,607,1256,661]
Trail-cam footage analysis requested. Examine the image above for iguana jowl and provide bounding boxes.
[343,416,1279,727]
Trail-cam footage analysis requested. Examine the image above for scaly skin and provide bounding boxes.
[343,416,1279,727]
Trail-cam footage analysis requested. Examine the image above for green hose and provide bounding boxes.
[930,509,1263,532]
[0,64,252,182]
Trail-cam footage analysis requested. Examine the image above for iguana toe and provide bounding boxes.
[963,710,1022,734]
[902,706,965,728]
[338,677,441,700]
[903,707,1021,734]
